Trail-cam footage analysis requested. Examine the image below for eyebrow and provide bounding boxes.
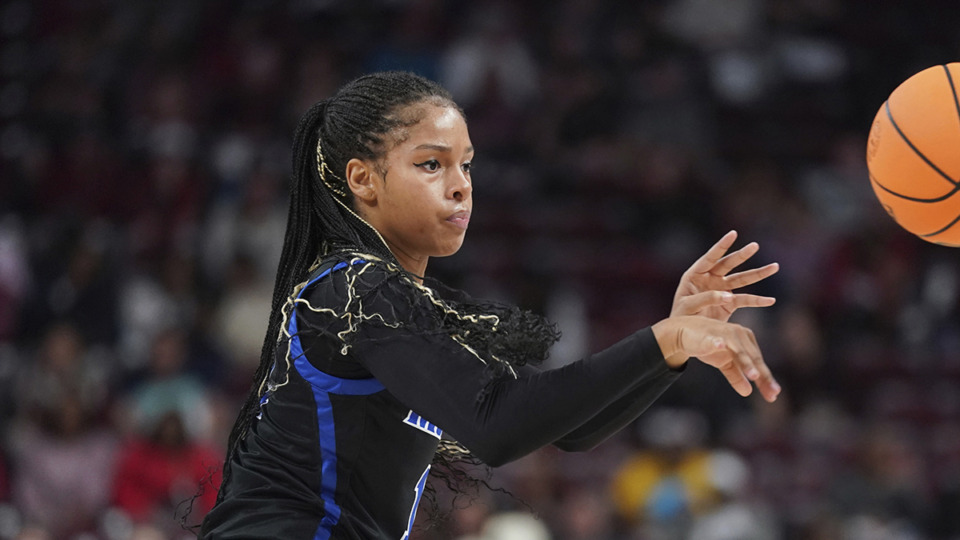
[413,144,474,154]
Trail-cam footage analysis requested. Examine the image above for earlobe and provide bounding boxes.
[345,158,378,203]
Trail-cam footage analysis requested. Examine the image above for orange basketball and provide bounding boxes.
[866,63,960,247]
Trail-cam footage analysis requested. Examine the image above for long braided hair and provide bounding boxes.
[212,71,559,517]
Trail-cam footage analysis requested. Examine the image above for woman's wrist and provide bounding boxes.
[651,318,689,369]
[663,352,689,370]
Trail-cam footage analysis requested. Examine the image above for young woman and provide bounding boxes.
[199,71,781,539]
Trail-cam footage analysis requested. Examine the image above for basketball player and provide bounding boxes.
[199,71,780,539]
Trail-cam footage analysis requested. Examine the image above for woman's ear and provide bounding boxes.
[345,158,378,204]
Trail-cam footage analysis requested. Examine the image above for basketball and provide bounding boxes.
[866,63,960,247]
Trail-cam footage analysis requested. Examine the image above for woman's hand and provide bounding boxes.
[655,231,781,402]
[671,230,779,322]
[652,315,781,402]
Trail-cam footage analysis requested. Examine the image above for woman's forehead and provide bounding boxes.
[389,104,470,151]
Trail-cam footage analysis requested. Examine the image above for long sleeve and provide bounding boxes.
[352,325,675,466]
[551,363,681,452]
[512,333,684,453]
[297,261,682,467]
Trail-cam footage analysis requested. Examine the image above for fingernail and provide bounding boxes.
[772,382,781,393]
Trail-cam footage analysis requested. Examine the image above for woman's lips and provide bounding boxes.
[446,210,470,229]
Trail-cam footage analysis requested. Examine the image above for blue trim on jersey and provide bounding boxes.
[283,259,386,540]
[311,389,340,540]
[289,259,385,396]
[401,465,431,540]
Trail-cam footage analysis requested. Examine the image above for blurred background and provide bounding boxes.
[2,0,960,538]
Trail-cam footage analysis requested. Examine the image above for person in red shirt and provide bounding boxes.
[112,410,220,527]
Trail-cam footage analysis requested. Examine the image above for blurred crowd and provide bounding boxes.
[2,0,960,539]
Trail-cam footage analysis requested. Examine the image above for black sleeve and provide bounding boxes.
[298,264,681,467]
[549,359,683,452]
[354,325,677,466]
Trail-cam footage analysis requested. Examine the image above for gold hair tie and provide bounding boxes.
[316,139,349,198]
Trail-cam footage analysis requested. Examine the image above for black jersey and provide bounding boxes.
[201,259,681,539]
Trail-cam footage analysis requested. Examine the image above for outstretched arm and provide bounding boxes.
[355,323,674,466]
[300,237,781,466]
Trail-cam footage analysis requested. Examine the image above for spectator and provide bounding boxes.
[687,451,781,540]
[121,328,213,443]
[112,410,221,532]
[118,253,200,371]
[213,255,274,386]
[827,421,931,537]
[14,322,111,432]
[553,488,619,540]
[23,228,120,346]
[8,392,118,537]
[609,408,715,538]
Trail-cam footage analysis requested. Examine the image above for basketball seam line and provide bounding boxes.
[868,173,960,238]
[943,64,960,130]
[870,171,960,202]
[928,63,960,238]
[884,101,959,188]
[872,172,960,238]
[920,209,960,237]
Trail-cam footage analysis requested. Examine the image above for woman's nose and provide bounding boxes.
[448,170,472,201]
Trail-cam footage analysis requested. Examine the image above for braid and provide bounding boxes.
[215,100,331,504]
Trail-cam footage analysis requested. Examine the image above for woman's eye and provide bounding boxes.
[415,159,440,172]
[461,162,473,173]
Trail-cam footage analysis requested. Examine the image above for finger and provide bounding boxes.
[688,230,738,274]
[723,262,780,290]
[743,330,781,403]
[717,359,753,397]
[721,326,764,388]
[675,290,736,316]
[695,337,752,397]
[725,293,776,311]
[756,368,782,402]
[713,242,760,276]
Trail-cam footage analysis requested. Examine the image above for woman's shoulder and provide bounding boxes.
[302,253,392,292]
[294,253,443,340]
[297,253,420,312]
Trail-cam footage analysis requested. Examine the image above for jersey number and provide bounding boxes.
[401,465,431,540]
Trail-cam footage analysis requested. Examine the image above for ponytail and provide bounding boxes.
[215,100,332,503]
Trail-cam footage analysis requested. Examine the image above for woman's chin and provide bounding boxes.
[434,239,465,258]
